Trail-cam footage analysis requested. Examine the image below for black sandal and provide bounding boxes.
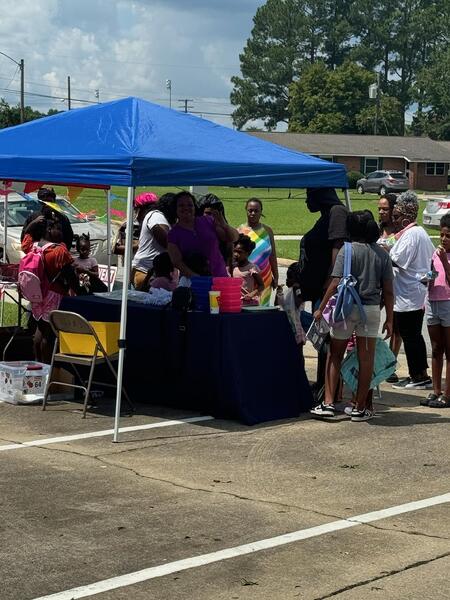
[429,395,450,408]
[420,393,439,406]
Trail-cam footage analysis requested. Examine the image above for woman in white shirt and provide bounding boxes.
[390,191,434,390]
[131,192,176,290]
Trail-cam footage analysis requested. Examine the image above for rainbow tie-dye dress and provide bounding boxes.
[238,224,273,305]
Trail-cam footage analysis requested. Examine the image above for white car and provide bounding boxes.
[0,193,116,264]
[422,195,450,229]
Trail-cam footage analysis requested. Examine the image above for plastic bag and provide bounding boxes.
[341,338,396,393]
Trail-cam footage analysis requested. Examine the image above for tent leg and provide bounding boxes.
[106,189,112,291]
[343,188,352,211]
[3,188,9,264]
[113,186,135,442]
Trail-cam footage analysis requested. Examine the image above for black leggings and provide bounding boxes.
[395,309,428,379]
[30,317,55,364]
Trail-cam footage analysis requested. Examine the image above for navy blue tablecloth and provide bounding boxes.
[60,296,313,425]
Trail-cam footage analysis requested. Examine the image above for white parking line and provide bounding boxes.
[32,492,450,600]
[0,416,214,452]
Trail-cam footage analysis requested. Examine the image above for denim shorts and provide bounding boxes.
[426,299,450,327]
[331,305,381,340]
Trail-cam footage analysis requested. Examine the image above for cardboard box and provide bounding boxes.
[59,321,120,356]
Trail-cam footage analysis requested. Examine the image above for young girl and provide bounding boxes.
[21,219,76,363]
[150,252,178,292]
[232,234,264,305]
[73,234,107,294]
[311,210,394,422]
[425,213,450,408]
[276,262,306,346]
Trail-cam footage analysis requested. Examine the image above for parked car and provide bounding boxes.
[356,170,410,195]
[422,195,450,228]
[0,193,116,264]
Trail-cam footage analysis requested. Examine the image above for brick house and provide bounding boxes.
[250,133,450,192]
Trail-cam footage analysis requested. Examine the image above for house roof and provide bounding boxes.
[438,141,450,152]
[249,133,450,163]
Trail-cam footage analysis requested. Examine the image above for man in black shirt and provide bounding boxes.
[21,188,74,251]
[298,188,349,400]
[298,188,348,305]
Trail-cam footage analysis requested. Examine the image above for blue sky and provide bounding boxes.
[0,0,264,126]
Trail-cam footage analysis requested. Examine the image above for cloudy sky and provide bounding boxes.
[0,0,264,127]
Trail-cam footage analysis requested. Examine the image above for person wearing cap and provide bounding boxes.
[131,192,176,290]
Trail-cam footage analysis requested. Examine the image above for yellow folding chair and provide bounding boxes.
[43,310,133,418]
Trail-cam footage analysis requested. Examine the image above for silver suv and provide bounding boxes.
[0,194,115,264]
[356,170,410,195]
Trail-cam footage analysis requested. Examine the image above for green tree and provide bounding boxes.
[319,0,355,68]
[414,46,450,139]
[356,96,404,135]
[288,61,402,134]
[288,61,403,133]
[352,0,449,133]
[0,98,57,129]
[230,0,354,129]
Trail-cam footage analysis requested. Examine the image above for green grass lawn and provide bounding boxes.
[60,185,442,259]
[0,301,26,327]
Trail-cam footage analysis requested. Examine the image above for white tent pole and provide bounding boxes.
[113,185,135,443]
[1,186,7,326]
[106,189,112,291]
[3,187,8,264]
[343,188,352,211]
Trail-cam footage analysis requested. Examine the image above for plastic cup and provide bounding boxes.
[209,290,221,314]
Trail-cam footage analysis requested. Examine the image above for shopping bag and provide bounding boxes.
[341,338,396,393]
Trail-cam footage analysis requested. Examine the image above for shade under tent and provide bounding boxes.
[0,96,349,441]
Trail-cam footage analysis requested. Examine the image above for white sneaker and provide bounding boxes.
[310,402,336,417]
[351,408,375,422]
[404,378,432,390]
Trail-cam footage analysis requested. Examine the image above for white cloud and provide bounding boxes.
[0,0,264,125]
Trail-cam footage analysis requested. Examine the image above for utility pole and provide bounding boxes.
[165,79,172,108]
[178,98,193,113]
[67,75,71,110]
[20,59,24,123]
[375,72,381,136]
[0,52,25,122]
[369,73,381,135]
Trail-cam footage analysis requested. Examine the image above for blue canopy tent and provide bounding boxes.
[0,96,349,440]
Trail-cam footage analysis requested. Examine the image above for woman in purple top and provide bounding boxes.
[168,191,238,277]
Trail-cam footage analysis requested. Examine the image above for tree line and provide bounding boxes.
[230,0,450,138]
[0,99,59,129]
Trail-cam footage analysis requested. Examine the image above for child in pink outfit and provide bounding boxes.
[425,214,450,407]
[232,234,264,305]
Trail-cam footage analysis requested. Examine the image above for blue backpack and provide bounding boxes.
[332,242,366,327]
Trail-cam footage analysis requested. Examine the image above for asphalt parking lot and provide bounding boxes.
[1,347,449,600]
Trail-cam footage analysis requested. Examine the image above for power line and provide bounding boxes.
[2,65,20,90]
[0,86,97,104]
[0,74,235,109]
[0,87,233,117]
[178,98,193,113]
[190,110,232,117]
